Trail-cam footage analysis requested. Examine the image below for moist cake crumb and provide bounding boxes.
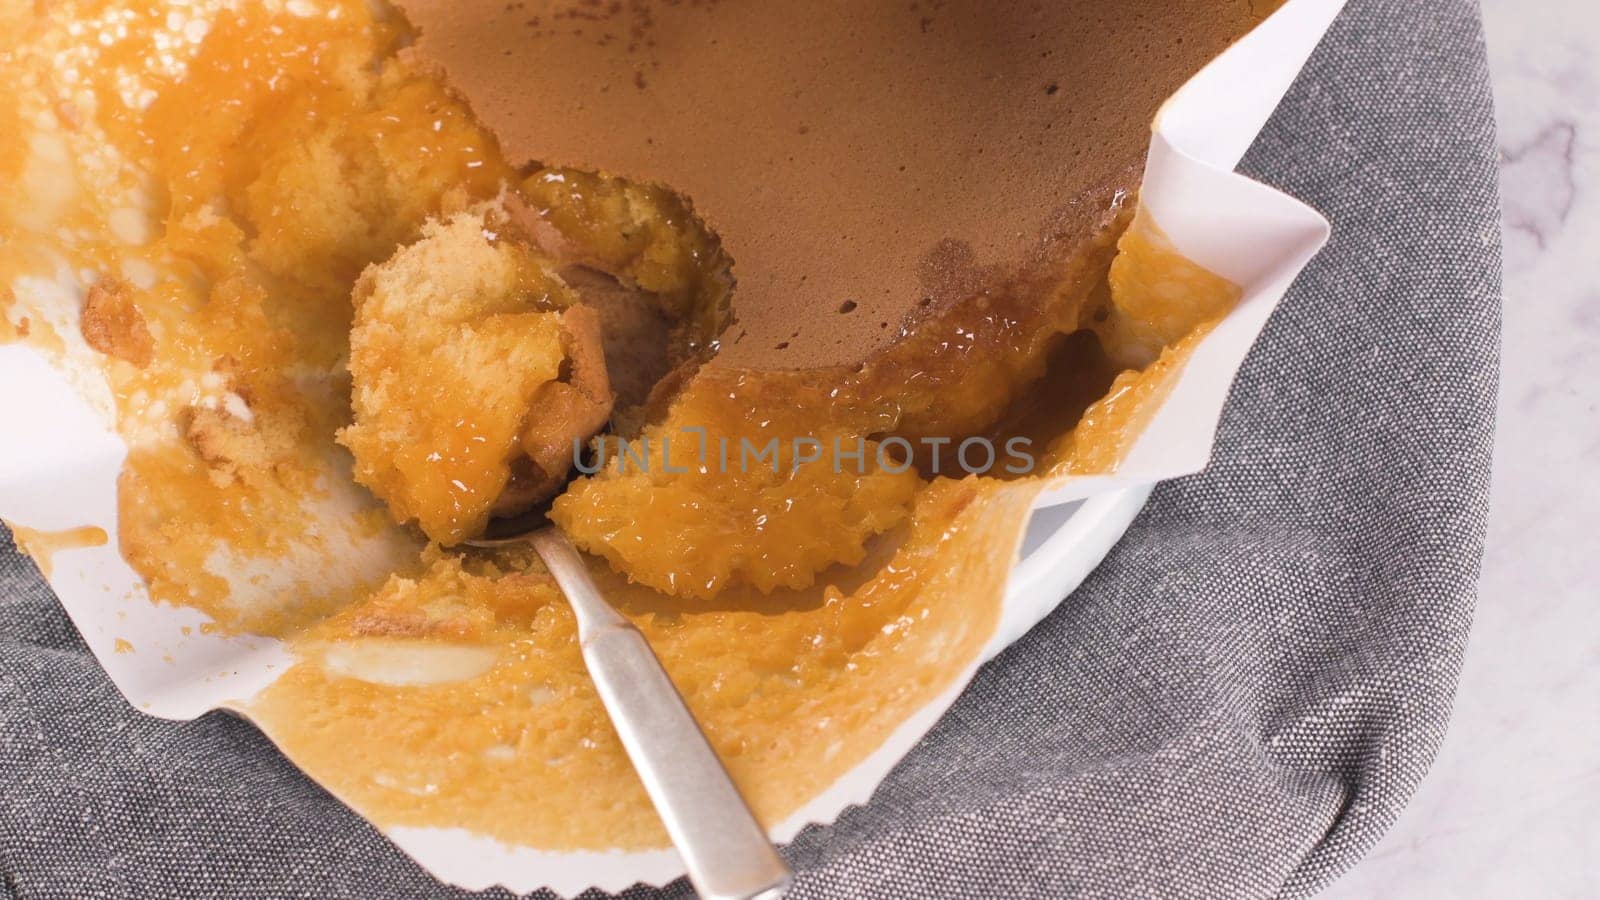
[80,275,153,367]
[337,200,612,545]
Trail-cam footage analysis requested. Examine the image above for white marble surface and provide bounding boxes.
[1323,0,1600,896]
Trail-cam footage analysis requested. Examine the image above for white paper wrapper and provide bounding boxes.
[0,0,1345,893]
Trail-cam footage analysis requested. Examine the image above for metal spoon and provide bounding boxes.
[468,511,792,900]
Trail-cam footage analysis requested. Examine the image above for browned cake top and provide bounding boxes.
[396,0,1263,367]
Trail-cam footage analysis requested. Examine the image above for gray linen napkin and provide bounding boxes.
[0,0,1500,895]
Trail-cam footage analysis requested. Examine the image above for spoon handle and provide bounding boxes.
[530,528,792,900]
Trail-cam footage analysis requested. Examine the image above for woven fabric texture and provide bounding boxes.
[0,0,1500,896]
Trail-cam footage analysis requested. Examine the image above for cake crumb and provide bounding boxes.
[182,374,298,488]
[338,200,610,544]
[81,276,154,367]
